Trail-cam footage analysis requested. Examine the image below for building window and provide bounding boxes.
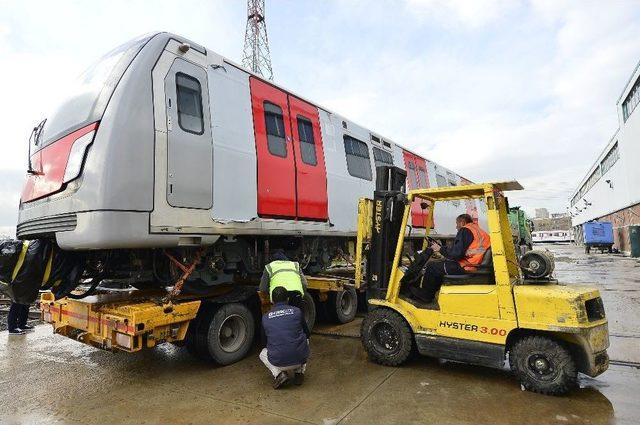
[623,76,640,121]
[264,102,287,158]
[600,142,620,175]
[344,135,372,180]
[373,147,393,167]
[176,73,204,134]
[297,116,317,166]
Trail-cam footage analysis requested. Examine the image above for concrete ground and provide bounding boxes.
[1,243,639,425]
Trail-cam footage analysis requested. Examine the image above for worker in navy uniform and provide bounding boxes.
[259,250,307,305]
[409,214,490,303]
[260,286,311,388]
[7,302,33,336]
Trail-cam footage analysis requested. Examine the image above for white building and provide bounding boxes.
[569,60,640,253]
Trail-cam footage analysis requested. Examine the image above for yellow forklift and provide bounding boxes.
[356,167,609,395]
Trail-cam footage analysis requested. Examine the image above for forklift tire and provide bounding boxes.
[509,335,577,395]
[361,308,413,366]
[327,287,358,324]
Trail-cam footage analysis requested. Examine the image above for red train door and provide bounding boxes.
[288,96,328,220]
[250,77,328,220]
[250,78,296,218]
[402,151,426,228]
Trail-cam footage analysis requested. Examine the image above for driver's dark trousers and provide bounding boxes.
[415,259,465,301]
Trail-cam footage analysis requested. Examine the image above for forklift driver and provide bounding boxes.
[409,214,490,303]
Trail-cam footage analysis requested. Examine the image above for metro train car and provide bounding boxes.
[17,32,485,290]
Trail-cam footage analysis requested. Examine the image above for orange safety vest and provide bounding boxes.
[458,222,491,271]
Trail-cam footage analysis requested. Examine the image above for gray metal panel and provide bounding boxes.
[209,64,257,222]
[56,211,219,249]
[165,59,213,209]
[322,112,376,232]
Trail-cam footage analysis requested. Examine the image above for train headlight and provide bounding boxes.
[62,130,95,183]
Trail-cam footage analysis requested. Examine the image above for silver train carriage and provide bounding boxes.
[17,32,486,290]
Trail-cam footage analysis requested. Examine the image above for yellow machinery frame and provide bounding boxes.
[355,182,609,359]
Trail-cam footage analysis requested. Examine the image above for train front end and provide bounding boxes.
[17,34,164,249]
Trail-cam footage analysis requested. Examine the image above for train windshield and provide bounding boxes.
[36,34,153,148]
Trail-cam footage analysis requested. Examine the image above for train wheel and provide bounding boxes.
[328,287,358,324]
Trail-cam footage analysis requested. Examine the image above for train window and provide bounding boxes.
[176,73,204,135]
[417,167,428,188]
[297,116,317,166]
[343,135,372,180]
[406,161,418,188]
[264,102,287,158]
[436,174,447,187]
[373,147,393,167]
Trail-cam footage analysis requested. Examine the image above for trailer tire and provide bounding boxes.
[509,335,577,395]
[327,287,358,324]
[186,304,219,361]
[203,303,255,365]
[361,308,413,366]
[302,292,317,331]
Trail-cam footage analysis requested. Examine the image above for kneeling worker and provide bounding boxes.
[410,214,490,303]
[260,286,311,389]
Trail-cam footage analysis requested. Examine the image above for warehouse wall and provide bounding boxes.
[570,60,640,234]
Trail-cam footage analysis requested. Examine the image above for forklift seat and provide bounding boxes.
[441,248,493,285]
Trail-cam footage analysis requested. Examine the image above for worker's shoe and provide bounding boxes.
[273,372,289,389]
[21,324,35,332]
[8,329,26,336]
[293,372,305,386]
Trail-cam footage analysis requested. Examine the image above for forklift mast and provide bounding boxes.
[365,166,407,301]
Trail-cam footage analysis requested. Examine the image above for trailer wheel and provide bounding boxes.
[328,287,358,324]
[201,303,255,365]
[302,292,317,331]
[361,308,413,366]
[509,335,577,395]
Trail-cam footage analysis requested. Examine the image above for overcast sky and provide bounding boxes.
[2,0,640,236]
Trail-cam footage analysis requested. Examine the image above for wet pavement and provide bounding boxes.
[0,243,639,425]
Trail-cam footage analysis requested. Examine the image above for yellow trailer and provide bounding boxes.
[39,275,356,362]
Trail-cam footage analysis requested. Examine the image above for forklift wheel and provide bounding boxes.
[328,287,358,324]
[509,335,577,395]
[361,308,413,366]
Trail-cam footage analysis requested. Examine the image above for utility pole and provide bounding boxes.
[242,0,273,80]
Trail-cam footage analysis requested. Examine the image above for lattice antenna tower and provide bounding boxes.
[242,0,273,80]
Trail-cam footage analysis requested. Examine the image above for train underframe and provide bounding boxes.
[49,235,354,298]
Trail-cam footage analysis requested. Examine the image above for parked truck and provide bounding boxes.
[508,207,533,253]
